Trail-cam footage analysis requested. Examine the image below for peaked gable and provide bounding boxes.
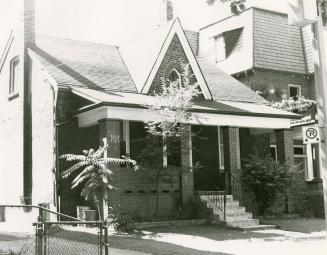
[120,18,212,100]
[148,34,203,96]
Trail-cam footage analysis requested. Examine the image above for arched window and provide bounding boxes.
[168,69,181,85]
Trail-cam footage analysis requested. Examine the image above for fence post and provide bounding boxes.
[36,207,46,255]
[104,224,109,255]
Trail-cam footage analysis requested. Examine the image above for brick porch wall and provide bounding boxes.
[98,119,179,220]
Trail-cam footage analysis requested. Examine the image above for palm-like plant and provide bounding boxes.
[60,144,136,220]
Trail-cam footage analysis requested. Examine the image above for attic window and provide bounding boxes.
[169,69,181,85]
[8,57,20,99]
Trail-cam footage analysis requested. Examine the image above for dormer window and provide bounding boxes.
[168,69,181,85]
[214,27,243,63]
[9,57,20,99]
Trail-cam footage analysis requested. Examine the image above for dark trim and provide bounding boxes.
[73,101,300,120]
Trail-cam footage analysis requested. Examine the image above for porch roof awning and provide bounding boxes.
[72,88,299,129]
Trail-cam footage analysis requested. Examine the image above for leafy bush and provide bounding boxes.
[242,154,297,215]
[106,205,134,233]
[173,197,211,220]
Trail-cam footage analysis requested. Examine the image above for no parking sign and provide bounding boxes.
[302,126,321,144]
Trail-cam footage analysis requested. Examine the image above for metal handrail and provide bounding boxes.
[195,171,226,221]
[0,204,83,222]
[229,171,256,207]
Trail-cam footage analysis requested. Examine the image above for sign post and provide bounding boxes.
[289,0,327,231]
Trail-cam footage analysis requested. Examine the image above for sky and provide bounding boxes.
[0,0,288,52]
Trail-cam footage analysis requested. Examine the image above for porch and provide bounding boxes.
[58,119,294,222]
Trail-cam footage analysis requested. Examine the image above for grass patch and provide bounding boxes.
[260,217,326,233]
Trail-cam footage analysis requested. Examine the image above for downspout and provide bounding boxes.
[44,79,59,217]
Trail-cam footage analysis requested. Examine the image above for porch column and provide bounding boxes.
[98,119,122,219]
[181,124,193,206]
[222,126,239,195]
[275,129,294,165]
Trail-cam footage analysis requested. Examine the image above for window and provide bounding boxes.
[215,27,243,63]
[168,69,181,85]
[288,84,301,100]
[9,57,20,97]
[294,145,310,180]
[270,145,277,162]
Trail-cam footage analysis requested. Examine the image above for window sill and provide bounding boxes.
[7,92,19,101]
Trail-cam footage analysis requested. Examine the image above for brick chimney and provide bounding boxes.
[24,0,35,46]
[159,0,174,25]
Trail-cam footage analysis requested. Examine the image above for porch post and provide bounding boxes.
[222,126,239,195]
[98,119,122,220]
[181,124,193,206]
[275,129,294,165]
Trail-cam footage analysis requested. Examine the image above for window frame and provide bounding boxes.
[288,84,302,100]
[8,56,20,100]
[217,126,225,171]
[270,145,278,162]
[214,34,226,63]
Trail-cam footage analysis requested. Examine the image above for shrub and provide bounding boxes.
[242,154,297,215]
[106,205,134,233]
[173,197,211,220]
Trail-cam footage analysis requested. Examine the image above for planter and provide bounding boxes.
[84,209,97,221]
[77,206,91,220]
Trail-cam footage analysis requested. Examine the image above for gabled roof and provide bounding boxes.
[30,35,137,92]
[197,57,267,104]
[119,18,212,100]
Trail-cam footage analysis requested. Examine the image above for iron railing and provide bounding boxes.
[229,170,256,208]
[195,171,226,221]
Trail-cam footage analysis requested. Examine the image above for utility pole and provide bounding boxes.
[289,0,327,231]
[312,1,327,231]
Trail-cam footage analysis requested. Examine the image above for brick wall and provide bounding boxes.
[222,126,239,194]
[235,69,314,101]
[149,34,198,95]
[98,119,180,219]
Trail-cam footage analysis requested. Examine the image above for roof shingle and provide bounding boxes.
[197,57,267,104]
[31,35,137,92]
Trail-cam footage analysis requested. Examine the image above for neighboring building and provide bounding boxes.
[198,7,324,217]
[0,0,302,227]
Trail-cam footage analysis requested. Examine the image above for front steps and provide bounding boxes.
[199,192,275,230]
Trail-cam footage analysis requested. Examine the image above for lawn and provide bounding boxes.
[0,218,325,255]
[259,217,326,233]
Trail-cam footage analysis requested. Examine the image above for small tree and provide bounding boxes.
[141,64,200,218]
[206,0,246,14]
[60,144,136,220]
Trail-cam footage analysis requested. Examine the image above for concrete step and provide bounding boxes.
[226,219,260,228]
[239,224,276,231]
[225,212,252,221]
[211,206,246,216]
[199,194,233,202]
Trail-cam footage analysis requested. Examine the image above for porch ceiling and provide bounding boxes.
[72,88,298,129]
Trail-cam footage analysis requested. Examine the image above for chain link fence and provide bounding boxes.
[0,205,109,255]
[44,222,104,255]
